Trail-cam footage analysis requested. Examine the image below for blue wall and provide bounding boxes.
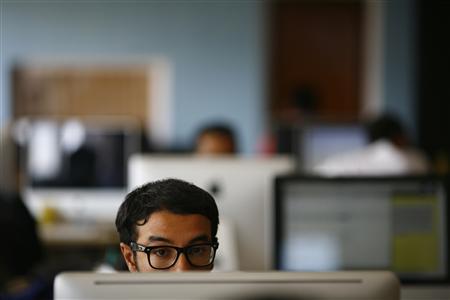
[0,1,267,154]
[383,0,418,140]
[1,1,419,151]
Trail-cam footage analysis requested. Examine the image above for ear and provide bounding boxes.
[208,263,214,271]
[120,242,138,272]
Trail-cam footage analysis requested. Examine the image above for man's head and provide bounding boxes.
[367,114,409,148]
[115,178,219,272]
[195,124,236,154]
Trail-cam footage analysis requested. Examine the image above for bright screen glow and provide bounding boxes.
[300,124,368,170]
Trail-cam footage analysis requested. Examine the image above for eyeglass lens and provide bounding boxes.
[149,244,214,269]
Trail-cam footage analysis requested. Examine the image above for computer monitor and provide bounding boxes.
[128,155,295,270]
[274,175,449,283]
[20,117,140,222]
[54,271,400,300]
[298,122,368,171]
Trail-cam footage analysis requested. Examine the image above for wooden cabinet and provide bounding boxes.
[269,0,363,122]
[12,64,151,126]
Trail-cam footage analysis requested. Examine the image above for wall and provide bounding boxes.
[0,1,267,154]
[382,0,418,140]
[0,1,419,152]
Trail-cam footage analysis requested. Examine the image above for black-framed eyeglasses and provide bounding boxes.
[130,241,219,270]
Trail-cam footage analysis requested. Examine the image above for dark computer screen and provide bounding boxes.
[274,175,449,283]
[24,119,139,188]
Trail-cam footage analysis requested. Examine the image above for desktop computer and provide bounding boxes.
[128,155,295,271]
[54,271,400,300]
[20,117,140,223]
[274,175,449,284]
[298,122,368,171]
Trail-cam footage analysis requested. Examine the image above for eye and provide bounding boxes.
[152,248,169,257]
[188,245,207,256]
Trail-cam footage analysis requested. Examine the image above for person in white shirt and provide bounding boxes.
[314,114,430,176]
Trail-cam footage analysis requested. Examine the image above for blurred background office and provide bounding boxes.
[0,0,449,298]
[1,0,450,184]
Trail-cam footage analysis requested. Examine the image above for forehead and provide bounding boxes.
[135,210,212,243]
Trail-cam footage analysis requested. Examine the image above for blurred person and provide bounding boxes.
[115,179,219,272]
[194,123,237,154]
[0,192,43,281]
[0,191,49,299]
[0,191,99,299]
[314,114,430,176]
[258,86,319,155]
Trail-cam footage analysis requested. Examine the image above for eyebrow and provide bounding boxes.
[148,236,173,244]
[147,234,210,245]
[188,234,210,244]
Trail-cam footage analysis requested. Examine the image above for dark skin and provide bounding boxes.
[120,210,214,272]
[196,132,235,154]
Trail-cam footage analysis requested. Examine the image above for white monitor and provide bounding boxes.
[274,175,449,283]
[19,117,140,222]
[54,271,400,300]
[127,155,295,271]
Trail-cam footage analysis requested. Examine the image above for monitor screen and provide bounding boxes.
[274,176,449,283]
[54,271,400,300]
[22,118,140,188]
[18,117,140,222]
[298,123,368,171]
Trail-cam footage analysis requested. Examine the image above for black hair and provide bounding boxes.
[197,124,235,138]
[367,114,406,143]
[115,178,219,245]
